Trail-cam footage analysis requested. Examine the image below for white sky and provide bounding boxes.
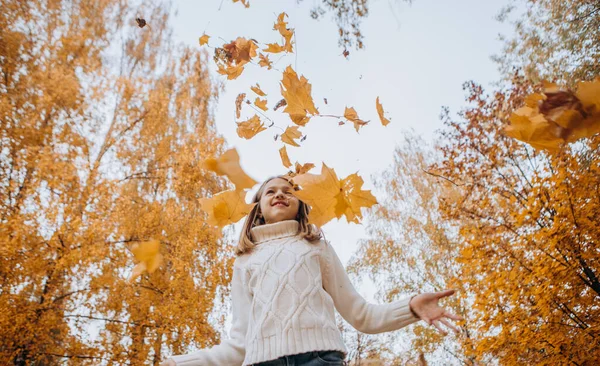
[171,0,512,296]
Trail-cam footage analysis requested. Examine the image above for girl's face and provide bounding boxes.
[259,178,300,224]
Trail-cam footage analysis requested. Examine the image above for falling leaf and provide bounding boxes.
[274,99,287,111]
[236,115,266,139]
[258,53,273,69]
[233,0,250,7]
[254,97,268,111]
[135,18,147,28]
[217,63,246,80]
[250,83,266,96]
[344,106,368,132]
[279,146,292,168]
[273,12,294,52]
[263,43,285,54]
[343,49,350,58]
[130,240,162,281]
[199,189,255,228]
[199,34,210,46]
[280,66,319,125]
[295,162,315,175]
[203,148,257,190]
[376,97,391,126]
[281,125,302,146]
[324,98,328,104]
[223,37,257,64]
[292,164,377,226]
[235,93,246,118]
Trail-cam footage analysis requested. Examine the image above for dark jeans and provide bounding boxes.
[251,350,347,366]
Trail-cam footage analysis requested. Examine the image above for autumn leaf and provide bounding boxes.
[295,162,315,175]
[263,43,285,54]
[223,37,257,64]
[199,189,255,228]
[199,34,210,46]
[130,240,162,281]
[281,125,302,147]
[232,0,250,7]
[274,12,294,52]
[280,66,319,125]
[344,106,368,132]
[250,83,266,96]
[274,99,287,111]
[203,148,257,190]
[376,97,391,126]
[217,63,246,80]
[135,17,147,28]
[254,97,268,111]
[258,53,272,69]
[235,93,246,118]
[292,164,377,226]
[279,146,292,168]
[237,115,266,140]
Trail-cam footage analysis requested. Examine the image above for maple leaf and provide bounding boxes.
[236,115,266,140]
[280,66,319,125]
[250,83,266,96]
[279,146,292,168]
[281,125,302,147]
[263,43,285,54]
[130,240,162,281]
[217,63,245,80]
[344,106,368,132]
[199,189,255,228]
[295,162,315,175]
[232,0,250,7]
[274,12,294,52]
[199,34,210,46]
[505,108,564,151]
[223,37,257,65]
[292,164,377,226]
[235,93,246,118]
[203,148,257,190]
[258,53,272,69]
[376,97,391,126]
[254,97,268,111]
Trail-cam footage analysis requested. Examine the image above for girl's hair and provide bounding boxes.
[236,175,321,255]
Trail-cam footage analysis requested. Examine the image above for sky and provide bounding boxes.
[170,0,512,304]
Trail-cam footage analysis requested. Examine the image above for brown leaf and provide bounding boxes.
[250,83,266,96]
[274,99,287,111]
[235,93,246,118]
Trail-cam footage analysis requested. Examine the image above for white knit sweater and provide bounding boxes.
[171,220,419,366]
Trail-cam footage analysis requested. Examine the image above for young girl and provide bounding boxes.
[162,176,462,366]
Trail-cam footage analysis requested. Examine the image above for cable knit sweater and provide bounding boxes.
[171,220,420,366]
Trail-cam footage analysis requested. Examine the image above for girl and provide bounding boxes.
[163,176,462,366]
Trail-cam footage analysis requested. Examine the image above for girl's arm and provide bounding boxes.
[320,240,420,334]
[167,259,250,366]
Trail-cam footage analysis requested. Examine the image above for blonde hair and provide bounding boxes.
[236,175,321,255]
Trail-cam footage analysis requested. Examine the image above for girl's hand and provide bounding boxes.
[159,359,176,366]
[409,289,464,335]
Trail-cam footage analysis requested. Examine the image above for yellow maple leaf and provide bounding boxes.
[376,97,391,126]
[281,125,302,147]
[274,12,294,52]
[203,148,257,190]
[279,146,292,168]
[263,43,285,54]
[223,37,257,64]
[199,189,255,228]
[292,164,377,226]
[254,97,268,111]
[505,107,564,151]
[250,83,266,96]
[258,53,272,69]
[280,66,319,126]
[199,34,210,46]
[344,106,368,132]
[236,115,266,140]
[295,162,315,175]
[217,63,245,80]
[130,240,162,281]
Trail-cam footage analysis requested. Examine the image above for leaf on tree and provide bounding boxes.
[199,189,255,228]
[274,12,294,52]
[280,66,319,126]
[279,146,292,168]
[237,115,266,140]
[258,53,273,69]
[130,240,162,281]
[263,43,285,54]
[291,164,377,226]
[203,148,257,190]
[344,106,368,132]
[235,93,246,118]
[250,83,266,96]
[376,97,391,126]
[199,34,210,46]
[254,97,268,111]
[281,125,302,147]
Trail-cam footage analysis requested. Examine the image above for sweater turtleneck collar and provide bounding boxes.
[251,220,300,244]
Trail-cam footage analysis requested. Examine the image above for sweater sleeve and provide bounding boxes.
[170,259,251,366]
[320,240,420,334]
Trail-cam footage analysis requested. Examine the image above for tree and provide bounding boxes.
[0,0,230,364]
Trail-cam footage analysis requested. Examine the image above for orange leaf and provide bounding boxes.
[258,53,272,69]
[130,240,162,281]
[223,37,257,64]
[344,106,368,132]
[281,125,302,147]
[203,148,257,190]
[376,97,391,126]
[279,146,292,168]
[235,93,246,118]
[280,66,319,126]
[254,97,268,111]
[237,115,266,140]
[217,63,245,80]
[199,34,210,46]
[233,0,250,7]
[263,43,285,54]
[250,83,266,96]
[199,189,255,228]
[295,162,315,175]
[274,12,294,52]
